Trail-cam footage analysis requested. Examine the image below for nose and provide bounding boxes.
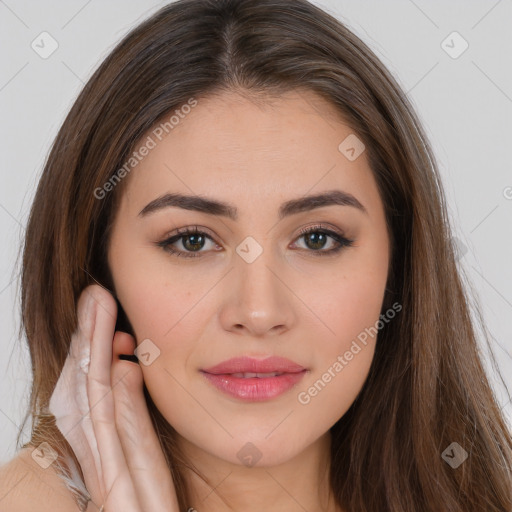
[218,246,296,338]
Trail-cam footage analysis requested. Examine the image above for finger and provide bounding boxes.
[49,288,102,502]
[85,285,141,511]
[112,332,180,511]
[74,288,105,499]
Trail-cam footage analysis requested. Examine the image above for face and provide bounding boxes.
[107,89,390,467]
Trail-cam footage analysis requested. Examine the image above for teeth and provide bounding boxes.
[231,372,282,378]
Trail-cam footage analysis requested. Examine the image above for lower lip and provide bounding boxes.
[201,371,307,401]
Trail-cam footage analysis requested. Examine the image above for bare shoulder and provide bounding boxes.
[0,446,81,511]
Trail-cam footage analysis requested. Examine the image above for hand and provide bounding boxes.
[49,284,180,511]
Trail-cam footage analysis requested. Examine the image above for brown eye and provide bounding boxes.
[293,226,354,256]
[157,227,217,258]
[181,233,207,252]
[302,231,330,250]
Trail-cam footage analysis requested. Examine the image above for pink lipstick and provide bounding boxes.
[201,356,307,402]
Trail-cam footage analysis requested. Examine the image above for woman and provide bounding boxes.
[1,0,511,510]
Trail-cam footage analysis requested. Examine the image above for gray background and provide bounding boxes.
[1,0,511,463]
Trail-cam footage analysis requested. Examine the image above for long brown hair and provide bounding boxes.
[16,0,512,510]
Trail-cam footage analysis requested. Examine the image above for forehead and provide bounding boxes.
[118,89,379,217]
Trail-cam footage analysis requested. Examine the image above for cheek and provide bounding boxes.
[110,256,210,404]
[292,252,389,424]
[297,251,388,350]
[115,275,205,434]
[313,277,386,340]
[111,250,211,341]
[293,280,382,431]
[110,256,207,410]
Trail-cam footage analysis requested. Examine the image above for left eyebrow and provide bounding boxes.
[138,189,367,220]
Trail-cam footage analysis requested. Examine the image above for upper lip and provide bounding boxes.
[202,356,306,375]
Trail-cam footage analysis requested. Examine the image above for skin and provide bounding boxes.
[4,89,392,511]
[80,89,390,511]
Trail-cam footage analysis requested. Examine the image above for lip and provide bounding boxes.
[201,356,307,402]
[202,356,306,374]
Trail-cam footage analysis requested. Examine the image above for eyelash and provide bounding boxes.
[156,224,354,259]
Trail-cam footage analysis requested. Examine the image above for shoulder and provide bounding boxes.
[0,446,82,511]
